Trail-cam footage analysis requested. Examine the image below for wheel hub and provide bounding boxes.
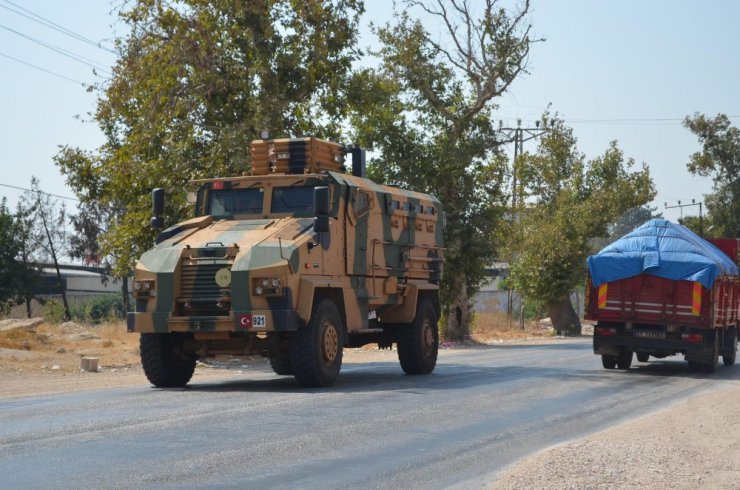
[322,323,339,363]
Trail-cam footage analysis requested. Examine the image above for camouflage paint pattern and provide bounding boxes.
[128,150,444,343]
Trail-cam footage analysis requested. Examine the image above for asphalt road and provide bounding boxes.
[1,338,738,489]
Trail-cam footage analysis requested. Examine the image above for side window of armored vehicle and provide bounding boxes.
[271,185,316,216]
[209,188,264,218]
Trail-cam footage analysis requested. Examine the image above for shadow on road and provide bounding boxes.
[151,342,739,395]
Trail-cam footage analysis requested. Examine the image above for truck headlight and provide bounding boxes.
[134,280,156,297]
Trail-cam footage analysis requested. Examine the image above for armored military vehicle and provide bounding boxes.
[127,136,444,387]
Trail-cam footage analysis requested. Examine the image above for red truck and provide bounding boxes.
[586,220,739,372]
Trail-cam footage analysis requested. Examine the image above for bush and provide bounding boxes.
[85,296,126,323]
[42,298,67,323]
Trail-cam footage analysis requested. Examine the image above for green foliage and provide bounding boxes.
[0,198,40,314]
[84,295,127,323]
[507,119,655,308]
[351,1,535,337]
[42,298,67,324]
[55,0,364,277]
[684,113,740,236]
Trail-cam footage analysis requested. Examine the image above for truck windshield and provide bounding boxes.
[271,185,315,215]
[209,188,263,217]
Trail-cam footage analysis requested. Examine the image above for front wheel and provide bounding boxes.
[397,299,439,375]
[290,299,344,387]
[140,333,196,388]
[636,352,649,363]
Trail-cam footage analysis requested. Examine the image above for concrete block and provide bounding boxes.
[80,357,99,372]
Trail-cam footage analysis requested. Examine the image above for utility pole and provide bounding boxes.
[498,119,550,328]
[498,119,550,208]
[665,199,703,235]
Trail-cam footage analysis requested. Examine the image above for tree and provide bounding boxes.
[20,178,71,321]
[684,113,740,236]
[506,119,654,334]
[56,0,364,278]
[351,0,536,340]
[590,205,663,251]
[0,198,39,316]
[13,199,41,318]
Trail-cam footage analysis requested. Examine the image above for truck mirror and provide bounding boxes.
[314,187,330,234]
[151,188,165,230]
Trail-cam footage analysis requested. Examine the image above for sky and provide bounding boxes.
[1,0,739,225]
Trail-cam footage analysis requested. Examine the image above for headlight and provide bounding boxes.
[253,278,281,296]
[134,280,156,297]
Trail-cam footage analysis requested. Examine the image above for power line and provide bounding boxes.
[0,0,116,55]
[0,24,111,74]
[0,182,79,202]
[0,51,86,85]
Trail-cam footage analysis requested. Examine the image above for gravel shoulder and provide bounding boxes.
[491,381,740,489]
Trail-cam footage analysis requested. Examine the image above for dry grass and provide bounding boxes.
[471,310,552,342]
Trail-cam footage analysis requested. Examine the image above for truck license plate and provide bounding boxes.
[252,315,266,327]
[633,330,665,339]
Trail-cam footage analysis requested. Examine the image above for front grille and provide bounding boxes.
[178,262,231,316]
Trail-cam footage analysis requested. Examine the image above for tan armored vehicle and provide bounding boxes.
[127,136,444,387]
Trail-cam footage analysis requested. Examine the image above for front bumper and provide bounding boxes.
[127,309,300,333]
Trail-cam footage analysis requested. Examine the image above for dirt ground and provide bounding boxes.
[3,317,737,489]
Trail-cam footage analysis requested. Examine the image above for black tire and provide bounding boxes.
[601,355,617,369]
[290,299,344,387]
[722,328,737,367]
[636,352,649,363]
[269,350,294,375]
[140,333,196,388]
[616,348,633,370]
[703,330,720,373]
[688,361,702,372]
[397,299,439,375]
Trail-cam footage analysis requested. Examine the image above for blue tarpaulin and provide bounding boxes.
[588,219,738,289]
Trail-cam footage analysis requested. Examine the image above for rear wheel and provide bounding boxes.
[290,299,343,387]
[722,328,737,367]
[636,352,649,363]
[616,348,633,370]
[140,333,196,388]
[703,330,720,373]
[397,299,439,375]
[601,355,617,369]
[268,350,294,375]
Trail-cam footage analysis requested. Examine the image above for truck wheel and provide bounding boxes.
[688,361,702,372]
[616,348,632,370]
[703,330,720,373]
[397,299,439,375]
[722,328,737,367]
[290,299,343,387]
[140,333,196,388]
[636,352,649,363]
[601,355,617,369]
[269,350,294,375]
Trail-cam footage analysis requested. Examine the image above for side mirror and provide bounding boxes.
[151,188,165,230]
[314,186,330,233]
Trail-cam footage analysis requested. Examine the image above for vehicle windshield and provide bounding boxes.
[271,185,315,216]
[208,188,263,217]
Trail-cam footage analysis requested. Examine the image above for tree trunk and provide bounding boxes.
[42,218,71,321]
[445,288,472,341]
[546,296,581,335]
[120,275,130,317]
[25,297,32,318]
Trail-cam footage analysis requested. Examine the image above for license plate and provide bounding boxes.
[252,315,266,327]
[633,330,665,339]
